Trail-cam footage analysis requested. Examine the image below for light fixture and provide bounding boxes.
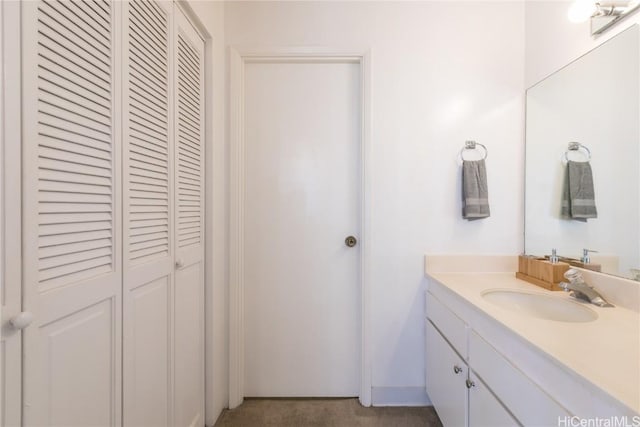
[568,0,598,23]
[567,0,640,35]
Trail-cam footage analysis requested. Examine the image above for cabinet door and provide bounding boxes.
[122,1,174,426]
[468,371,519,427]
[426,320,468,427]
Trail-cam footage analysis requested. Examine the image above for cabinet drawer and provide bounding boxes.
[426,292,467,358]
[469,330,571,425]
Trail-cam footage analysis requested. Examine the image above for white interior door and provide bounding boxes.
[21,1,122,425]
[243,59,361,397]
[1,1,22,425]
[173,8,205,427]
[122,1,174,426]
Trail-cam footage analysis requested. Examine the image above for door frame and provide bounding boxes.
[228,46,372,408]
[1,1,22,425]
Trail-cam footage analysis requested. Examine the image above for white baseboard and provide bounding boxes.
[371,386,430,407]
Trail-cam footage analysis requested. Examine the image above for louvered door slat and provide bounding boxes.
[130,5,167,54]
[126,0,170,266]
[177,85,201,114]
[130,113,168,140]
[87,0,110,21]
[38,27,111,81]
[38,237,112,259]
[129,132,168,153]
[37,85,109,120]
[129,68,167,104]
[129,98,168,128]
[130,144,167,164]
[176,30,202,250]
[129,25,167,69]
[55,1,110,44]
[38,67,110,114]
[39,211,112,225]
[38,129,111,157]
[68,0,111,33]
[38,6,110,69]
[131,225,167,236]
[39,114,111,145]
[38,54,111,97]
[39,141,111,166]
[39,229,112,248]
[34,0,115,290]
[39,106,110,140]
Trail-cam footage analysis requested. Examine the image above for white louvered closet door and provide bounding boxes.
[173,8,205,427]
[21,1,122,426]
[122,1,174,426]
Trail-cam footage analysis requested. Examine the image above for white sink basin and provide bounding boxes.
[481,289,598,323]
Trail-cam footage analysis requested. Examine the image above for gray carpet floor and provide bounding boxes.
[214,398,443,427]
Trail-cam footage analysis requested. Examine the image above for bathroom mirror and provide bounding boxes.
[525,24,640,280]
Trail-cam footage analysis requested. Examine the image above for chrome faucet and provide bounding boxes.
[560,269,614,307]
[581,248,598,264]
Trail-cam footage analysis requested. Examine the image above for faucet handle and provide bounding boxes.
[564,268,582,282]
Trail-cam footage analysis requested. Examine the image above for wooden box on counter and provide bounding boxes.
[516,255,569,291]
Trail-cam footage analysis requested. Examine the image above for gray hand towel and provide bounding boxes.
[561,160,597,220]
[462,159,490,220]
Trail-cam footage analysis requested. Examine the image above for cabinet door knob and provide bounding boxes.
[453,365,463,374]
[10,311,34,330]
[466,379,475,389]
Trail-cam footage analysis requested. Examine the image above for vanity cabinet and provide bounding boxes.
[425,298,518,427]
[426,291,568,427]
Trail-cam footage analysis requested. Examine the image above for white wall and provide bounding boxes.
[225,1,525,405]
[182,1,228,424]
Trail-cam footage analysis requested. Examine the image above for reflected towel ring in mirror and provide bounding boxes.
[459,140,488,162]
[564,141,592,162]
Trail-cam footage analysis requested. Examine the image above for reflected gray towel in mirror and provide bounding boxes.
[462,159,490,220]
[561,160,597,221]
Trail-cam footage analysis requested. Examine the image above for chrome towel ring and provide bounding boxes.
[564,141,591,162]
[459,140,488,161]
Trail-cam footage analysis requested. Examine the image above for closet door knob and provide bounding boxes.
[453,365,463,374]
[466,379,475,389]
[175,259,184,269]
[10,311,34,330]
[345,236,357,247]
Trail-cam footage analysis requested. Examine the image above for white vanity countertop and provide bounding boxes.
[427,272,640,415]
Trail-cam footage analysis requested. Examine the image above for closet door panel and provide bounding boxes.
[122,1,174,426]
[174,263,204,427]
[173,8,205,427]
[21,1,122,425]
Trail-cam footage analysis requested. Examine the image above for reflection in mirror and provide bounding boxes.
[525,25,640,280]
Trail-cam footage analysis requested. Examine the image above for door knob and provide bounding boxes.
[453,365,463,374]
[466,379,475,389]
[345,236,357,248]
[10,311,34,330]
[175,259,184,269]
